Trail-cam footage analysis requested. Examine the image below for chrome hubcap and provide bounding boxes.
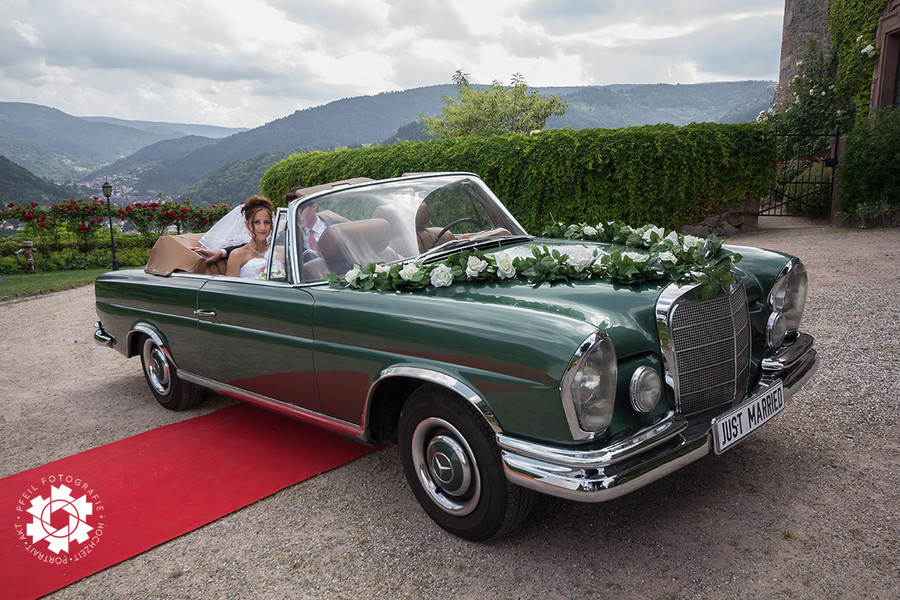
[411,417,480,516]
[144,340,171,396]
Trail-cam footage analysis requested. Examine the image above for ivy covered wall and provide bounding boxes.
[829,0,889,126]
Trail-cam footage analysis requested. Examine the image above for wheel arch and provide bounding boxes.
[125,323,173,365]
[364,366,502,443]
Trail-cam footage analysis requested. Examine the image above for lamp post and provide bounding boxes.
[102,181,118,271]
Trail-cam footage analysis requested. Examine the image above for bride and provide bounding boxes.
[195,195,283,279]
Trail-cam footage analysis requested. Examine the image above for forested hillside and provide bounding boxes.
[0,103,177,179]
[130,86,453,196]
[0,156,88,205]
[81,117,244,139]
[179,151,289,206]
[544,81,774,129]
[90,136,221,181]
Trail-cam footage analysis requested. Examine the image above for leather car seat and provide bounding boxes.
[318,218,392,275]
[415,203,454,253]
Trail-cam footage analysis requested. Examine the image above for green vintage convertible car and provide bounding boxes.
[94,173,818,541]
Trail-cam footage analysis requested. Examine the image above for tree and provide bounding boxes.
[422,70,567,138]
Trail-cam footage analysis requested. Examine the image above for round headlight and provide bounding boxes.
[766,311,787,349]
[629,366,661,413]
[768,259,808,334]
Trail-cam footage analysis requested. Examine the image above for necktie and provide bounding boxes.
[309,230,317,251]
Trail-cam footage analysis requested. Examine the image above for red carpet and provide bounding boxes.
[0,403,378,600]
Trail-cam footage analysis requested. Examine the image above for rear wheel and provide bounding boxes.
[139,336,204,411]
[398,385,533,541]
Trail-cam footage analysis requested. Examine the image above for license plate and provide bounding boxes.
[711,381,785,454]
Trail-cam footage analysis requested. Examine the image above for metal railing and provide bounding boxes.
[761,131,840,217]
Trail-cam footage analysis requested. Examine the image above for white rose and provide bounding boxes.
[465,255,488,278]
[582,225,598,236]
[566,247,595,272]
[345,265,361,285]
[399,262,419,281]
[494,252,516,279]
[623,251,648,264]
[430,264,454,287]
[682,235,704,250]
[658,251,678,264]
[375,263,391,275]
[665,231,680,244]
[641,226,664,244]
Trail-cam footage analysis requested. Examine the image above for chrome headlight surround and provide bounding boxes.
[629,366,661,413]
[768,258,808,336]
[766,311,787,349]
[560,331,617,440]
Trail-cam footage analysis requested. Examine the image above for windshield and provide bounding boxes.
[294,174,529,282]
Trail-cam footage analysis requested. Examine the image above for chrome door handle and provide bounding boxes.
[193,309,217,317]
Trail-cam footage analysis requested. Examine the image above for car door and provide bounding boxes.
[195,209,320,413]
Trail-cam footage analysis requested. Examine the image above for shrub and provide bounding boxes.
[0,255,18,275]
[261,123,775,232]
[837,108,900,224]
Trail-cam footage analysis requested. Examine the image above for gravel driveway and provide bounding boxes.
[1,218,898,599]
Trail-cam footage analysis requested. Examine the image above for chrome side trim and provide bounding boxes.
[369,366,501,434]
[179,371,365,439]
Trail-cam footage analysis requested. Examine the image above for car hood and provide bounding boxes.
[423,239,672,356]
[425,237,775,352]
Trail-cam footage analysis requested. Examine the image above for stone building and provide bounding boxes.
[778,0,900,111]
[870,0,900,111]
[778,0,834,101]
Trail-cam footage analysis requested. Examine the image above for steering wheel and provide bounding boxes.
[301,248,319,263]
[428,218,480,249]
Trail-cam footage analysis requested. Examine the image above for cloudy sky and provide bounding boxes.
[1,0,785,129]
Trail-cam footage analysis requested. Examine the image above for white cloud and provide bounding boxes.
[0,0,784,127]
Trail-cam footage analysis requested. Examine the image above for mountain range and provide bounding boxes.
[0,80,774,207]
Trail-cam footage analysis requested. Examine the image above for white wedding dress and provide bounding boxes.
[238,256,285,280]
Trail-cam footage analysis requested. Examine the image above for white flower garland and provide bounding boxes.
[329,221,741,299]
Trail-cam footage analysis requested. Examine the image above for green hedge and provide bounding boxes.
[0,247,150,275]
[0,234,152,275]
[261,123,776,232]
[837,107,900,222]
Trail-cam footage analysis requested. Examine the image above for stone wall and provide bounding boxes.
[778,0,834,101]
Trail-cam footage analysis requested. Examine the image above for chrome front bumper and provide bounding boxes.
[499,333,819,502]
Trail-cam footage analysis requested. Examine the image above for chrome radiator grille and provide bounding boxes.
[657,281,751,417]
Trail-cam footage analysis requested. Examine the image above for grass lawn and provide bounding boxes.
[0,268,108,299]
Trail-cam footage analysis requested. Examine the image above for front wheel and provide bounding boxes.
[398,385,533,541]
[139,336,204,411]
